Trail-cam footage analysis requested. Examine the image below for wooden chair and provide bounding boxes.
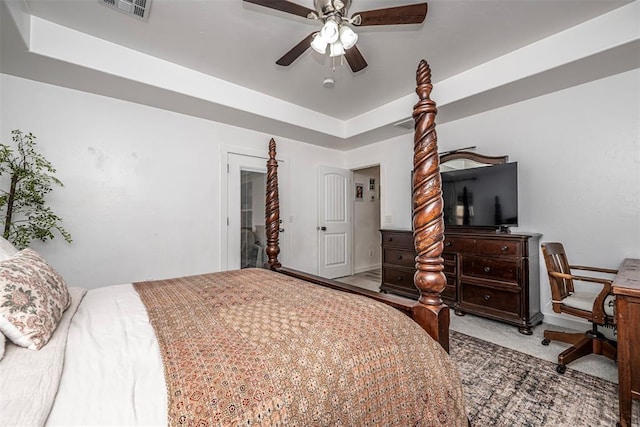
[540,242,617,374]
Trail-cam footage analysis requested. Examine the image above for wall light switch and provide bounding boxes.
[384,215,392,224]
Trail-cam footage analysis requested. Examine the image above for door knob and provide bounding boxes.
[317,226,327,231]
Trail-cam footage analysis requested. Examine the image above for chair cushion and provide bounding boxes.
[563,291,615,317]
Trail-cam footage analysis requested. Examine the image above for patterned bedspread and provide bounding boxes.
[134,268,466,426]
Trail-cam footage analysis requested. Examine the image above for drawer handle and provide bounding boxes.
[501,245,509,251]
[484,294,491,301]
[484,266,491,273]
[388,237,393,242]
[445,241,452,247]
[397,255,403,260]
[397,276,403,281]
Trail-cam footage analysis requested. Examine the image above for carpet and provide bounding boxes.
[450,330,639,426]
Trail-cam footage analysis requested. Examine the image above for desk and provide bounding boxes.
[613,258,640,427]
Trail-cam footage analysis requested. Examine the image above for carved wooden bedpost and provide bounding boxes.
[265,138,282,270]
[411,60,450,352]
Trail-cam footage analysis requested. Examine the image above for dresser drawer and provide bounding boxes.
[477,239,522,257]
[443,237,475,254]
[443,262,456,276]
[443,252,456,271]
[383,266,416,288]
[445,274,456,288]
[442,283,456,301]
[461,256,520,283]
[383,248,415,268]
[461,282,519,315]
[381,231,414,248]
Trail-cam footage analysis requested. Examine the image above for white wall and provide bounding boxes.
[2,68,638,329]
[0,74,342,288]
[346,136,414,231]
[347,69,640,328]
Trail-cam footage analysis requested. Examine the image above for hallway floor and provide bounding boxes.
[334,269,381,292]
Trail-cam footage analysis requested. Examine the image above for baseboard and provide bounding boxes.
[354,264,381,274]
[541,311,590,331]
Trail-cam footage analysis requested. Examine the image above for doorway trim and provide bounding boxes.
[349,163,382,276]
[220,145,290,271]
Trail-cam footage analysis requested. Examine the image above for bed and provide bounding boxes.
[0,60,467,426]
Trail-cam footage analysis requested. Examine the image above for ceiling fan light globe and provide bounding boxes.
[320,19,340,43]
[311,33,328,54]
[329,41,345,57]
[339,26,358,49]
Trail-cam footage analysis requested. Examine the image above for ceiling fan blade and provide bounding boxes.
[352,3,428,26]
[243,0,316,19]
[344,45,368,72]
[276,33,316,66]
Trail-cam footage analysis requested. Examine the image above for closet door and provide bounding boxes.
[317,166,352,278]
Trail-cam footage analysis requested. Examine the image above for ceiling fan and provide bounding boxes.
[244,0,428,72]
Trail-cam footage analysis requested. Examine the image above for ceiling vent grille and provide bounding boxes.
[99,0,151,21]
[393,118,414,130]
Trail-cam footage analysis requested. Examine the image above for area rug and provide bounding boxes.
[450,330,639,426]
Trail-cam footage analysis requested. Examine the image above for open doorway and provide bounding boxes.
[226,152,287,270]
[240,170,267,269]
[335,165,381,291]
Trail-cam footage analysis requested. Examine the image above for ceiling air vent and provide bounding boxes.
[99,0,151,21]
[393,118,414,130]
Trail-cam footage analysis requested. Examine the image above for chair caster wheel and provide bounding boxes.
[541,338,550,346]
[556,364,566,374]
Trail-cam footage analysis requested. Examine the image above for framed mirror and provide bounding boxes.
[439,151,508,171]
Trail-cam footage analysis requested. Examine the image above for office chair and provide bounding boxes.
[540,242,617,374]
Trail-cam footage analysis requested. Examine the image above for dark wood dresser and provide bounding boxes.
[381,229,543,334]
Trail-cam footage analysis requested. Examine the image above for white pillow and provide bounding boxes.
[0,249,70,350]
[0,332,5,361]
[0,237,18,261]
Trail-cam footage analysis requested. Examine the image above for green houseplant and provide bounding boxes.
[0,130,72,249]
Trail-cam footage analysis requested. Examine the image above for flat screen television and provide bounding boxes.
[441,162,518,229]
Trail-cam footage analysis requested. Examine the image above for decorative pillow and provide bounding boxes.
[0,237,18,261]
[0,249,70,350]
[0,332,5,361]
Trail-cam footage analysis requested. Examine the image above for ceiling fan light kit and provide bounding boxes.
[329,41,345,57]
[244,0,428,73]
[320,18,340,43]
[311,34,328,54]
[310,17,358,58]
[339,26,358,49]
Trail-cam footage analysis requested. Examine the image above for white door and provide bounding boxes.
[227,153,286,270]
[318,166,352,278]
